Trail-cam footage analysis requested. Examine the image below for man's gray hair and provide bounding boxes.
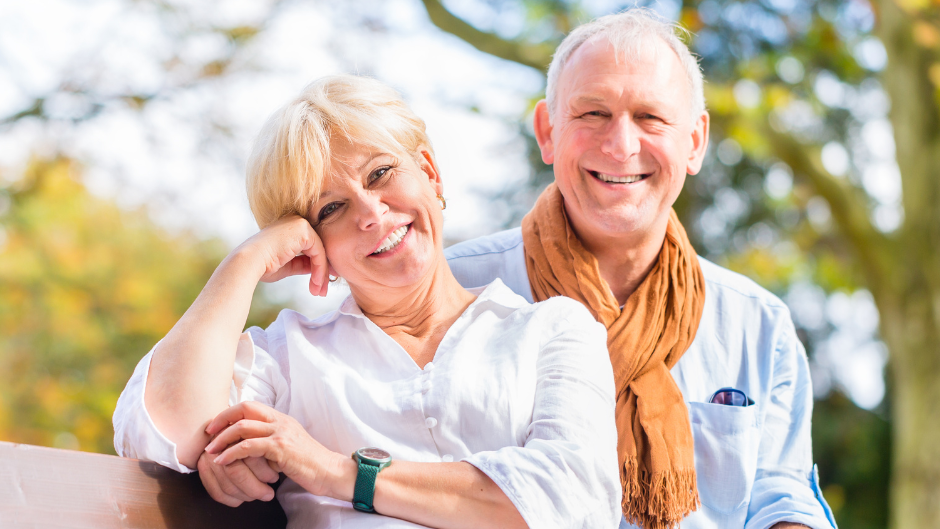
[545,8,706,123]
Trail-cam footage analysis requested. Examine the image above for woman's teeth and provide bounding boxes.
[373,225,409,255]
[595,172,645,184]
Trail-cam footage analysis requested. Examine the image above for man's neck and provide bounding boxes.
[573,217,669,307]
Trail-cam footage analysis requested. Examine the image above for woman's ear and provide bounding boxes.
[419,149,443,196]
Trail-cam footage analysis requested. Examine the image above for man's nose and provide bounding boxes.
[600,116,640,162]
[355,192,388,230]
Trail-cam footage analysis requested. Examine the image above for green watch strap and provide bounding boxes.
[352,459,380,512]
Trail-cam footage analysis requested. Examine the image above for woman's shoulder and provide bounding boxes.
[471,280,602,338]
[245,303,350,352]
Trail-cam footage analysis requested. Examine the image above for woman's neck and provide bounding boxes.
[350,258,476,367]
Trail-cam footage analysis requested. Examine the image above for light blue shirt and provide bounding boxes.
[445,228,837,529]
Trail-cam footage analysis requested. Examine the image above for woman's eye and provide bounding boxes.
[369,166,391,183]
[318,202,341,221]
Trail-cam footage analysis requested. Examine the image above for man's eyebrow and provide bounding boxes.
[573,95,607,104]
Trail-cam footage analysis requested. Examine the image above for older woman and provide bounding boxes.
[113,75,620,528]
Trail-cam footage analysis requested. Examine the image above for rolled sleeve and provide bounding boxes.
[112,331,286,473]
[746,320,836,529]
[464,306,621,529]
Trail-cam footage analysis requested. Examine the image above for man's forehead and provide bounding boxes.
[570,34,668,74]
[556,34,688,106]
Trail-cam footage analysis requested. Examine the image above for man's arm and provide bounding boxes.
[745,314,836,529]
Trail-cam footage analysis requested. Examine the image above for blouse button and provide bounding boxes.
[424,361,435,372]
[425,417,438,428]
[442,454,454,462]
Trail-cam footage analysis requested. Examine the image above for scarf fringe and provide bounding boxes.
[621,457,700,529]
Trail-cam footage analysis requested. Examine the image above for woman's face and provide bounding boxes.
[308,140,444,293]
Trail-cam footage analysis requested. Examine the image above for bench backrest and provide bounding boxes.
[0,441,287,528]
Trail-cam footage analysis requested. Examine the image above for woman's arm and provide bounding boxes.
[144,215,328,468]
[205,401,528,529]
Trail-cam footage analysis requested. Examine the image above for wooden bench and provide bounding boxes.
[0,441,287,528]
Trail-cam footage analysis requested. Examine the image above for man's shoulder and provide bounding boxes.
[698,256,789,313]
[445,227,524,260]
[445,228,532,300]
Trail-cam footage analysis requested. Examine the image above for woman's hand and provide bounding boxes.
[204,401,350,499]
[196,453,280,507]
[232,214,330,297]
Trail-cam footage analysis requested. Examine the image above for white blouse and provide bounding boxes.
[113,279,622,529]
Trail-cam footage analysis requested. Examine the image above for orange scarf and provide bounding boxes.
[521,184,705,529]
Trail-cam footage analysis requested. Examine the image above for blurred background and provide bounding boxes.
[4,0,939,526]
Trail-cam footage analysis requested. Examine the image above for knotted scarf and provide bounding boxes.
[521,184,705,529]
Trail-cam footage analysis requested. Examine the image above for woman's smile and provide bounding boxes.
[370,223,412,257]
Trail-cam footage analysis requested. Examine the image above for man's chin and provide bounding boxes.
[570,203,658,238]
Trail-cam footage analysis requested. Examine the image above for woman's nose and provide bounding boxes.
[600,117,640,162]
[355,193,388,230]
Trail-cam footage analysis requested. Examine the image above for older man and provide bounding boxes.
[445,9,836,529]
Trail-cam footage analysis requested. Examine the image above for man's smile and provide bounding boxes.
[587,169,651,184]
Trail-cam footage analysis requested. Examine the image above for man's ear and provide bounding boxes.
[686,111,710,175]
[533,100,555,165]
[419,148,444,196]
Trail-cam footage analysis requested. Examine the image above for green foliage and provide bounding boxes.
[812,391,891,529]
[0,158,279,454]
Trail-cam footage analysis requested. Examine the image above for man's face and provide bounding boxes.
[534,35,709,244]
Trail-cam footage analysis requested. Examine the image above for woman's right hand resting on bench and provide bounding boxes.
[197,453,279,507]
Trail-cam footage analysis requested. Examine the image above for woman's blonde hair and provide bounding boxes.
[246,75,433,228]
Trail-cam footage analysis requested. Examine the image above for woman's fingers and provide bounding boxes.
[198,452,245,507]
[221,459,276,501]
[205,418,275,454]
[213,436,274,466]
[302,229,330,297]
[206,401,276,436]
[260,255,312,283]
[245,455,281,484]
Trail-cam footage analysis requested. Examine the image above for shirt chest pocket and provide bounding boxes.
[687,401,761,515]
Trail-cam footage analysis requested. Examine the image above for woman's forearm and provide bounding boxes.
[329,458,528,529]
[145,249,263,468]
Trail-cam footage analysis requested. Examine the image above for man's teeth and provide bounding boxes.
[373,225,409,254]
[595,172,645,184]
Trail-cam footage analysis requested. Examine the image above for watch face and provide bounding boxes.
[357,447,391,462]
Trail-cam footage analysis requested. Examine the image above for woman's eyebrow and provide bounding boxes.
[357,152,386,172]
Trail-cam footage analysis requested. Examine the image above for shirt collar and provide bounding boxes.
[335,278,527,321]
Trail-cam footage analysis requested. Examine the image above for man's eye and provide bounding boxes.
[369,166,391,183]
[318,202,341,221]
[581,111,604,118]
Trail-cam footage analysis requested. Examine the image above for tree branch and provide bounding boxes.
[419,0,554,71]
[765,126,895,295]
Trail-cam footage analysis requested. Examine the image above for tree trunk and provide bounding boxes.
[879,288,940,528]
[873,0,940,526]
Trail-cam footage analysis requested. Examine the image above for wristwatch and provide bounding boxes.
[351,447,392,513]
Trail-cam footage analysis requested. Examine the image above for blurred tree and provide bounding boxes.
[419,0,933,526]
[0,0,286,453]
[0,157,279,454]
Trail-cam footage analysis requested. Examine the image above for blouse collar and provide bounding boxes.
[335,278,523,321]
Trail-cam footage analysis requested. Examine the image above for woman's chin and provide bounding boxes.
[343,255,437,292]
